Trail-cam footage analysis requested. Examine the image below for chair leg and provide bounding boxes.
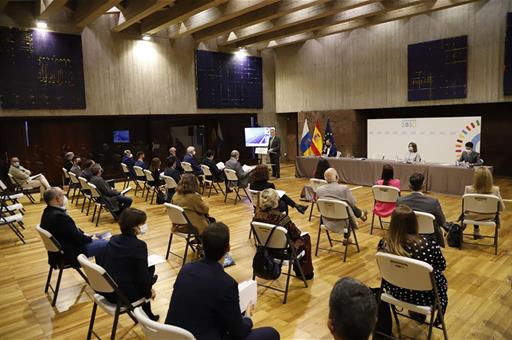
[87,302,98,340]
[283,258,292,304]
[427,309,435,340]
[81,196,87,213]
[224,189,228,203]
[379,216,384,229]
[52,267,64,306]
[76,268,89,283]
[96,206,102,226]
[110,306,121,340]
[308,201,314,221]
[437,304,448,340]
[166,233,173,260]
[44,266,53,293]
[86,199,92,215]
[208,184,213,198]
[326,230,333,247]
[391,305,402,339]
[315,224,321,256]
[343,229,350,263]
[352,227,360,252]
[234,188,239,205]
[216,182,225,196]
[370,213,375,234]
[182,235,191,266]
[494,225,499,256]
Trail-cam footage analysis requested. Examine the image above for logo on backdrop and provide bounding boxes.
[401,119,417,128]
[455,119,481,158]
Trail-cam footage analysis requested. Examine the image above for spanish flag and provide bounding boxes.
[311,120,323,156]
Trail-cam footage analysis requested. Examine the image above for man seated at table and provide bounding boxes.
[397,173,446,247]
[9,156,51,202]
[459,142,483,166]
[322,139,338,157]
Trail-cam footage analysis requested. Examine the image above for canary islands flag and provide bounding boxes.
[300,119,313,156]
[311,121,323,156]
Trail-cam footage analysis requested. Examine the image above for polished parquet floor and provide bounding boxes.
[1,163,511,340]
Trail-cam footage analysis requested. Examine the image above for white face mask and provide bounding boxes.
[61,196,68,209]
[13,161,20,167]
[408,147,414,152]
[139,223,148,234]
[466,148,472,153]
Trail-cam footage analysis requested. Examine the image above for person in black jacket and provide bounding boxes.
[267,128,281,178]
[40,187,107,268]
[100,208,159,321]
[89,163,132,215]
[165,222,280,340]
[79,159,95,181]
[163,156,181,201]
[202,149,224,182]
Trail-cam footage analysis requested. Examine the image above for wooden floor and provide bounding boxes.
[1,163,511,340]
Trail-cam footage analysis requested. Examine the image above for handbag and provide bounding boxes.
[446,222,462,247]
[252,226,282,280]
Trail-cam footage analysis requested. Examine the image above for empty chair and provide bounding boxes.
[0,179,25,206]
[251,221,308,304]
[223,169,251,205]
[200,164,224,197]
[133,307,196,340]
[0,210,24,243]
[120,163,132,190]
[460,194,501,255]
[414,211,436,235]
[36,225,87,306]
[375,252,448,340]
[143,169,160,204]
[67,172,81,204]
[133,166,147,197]
[164,203,201,266]
[371,185,400,234]
[62,167,70,187]
[315,198,360,262]
[308,178,327,221]
[181,162,193,173]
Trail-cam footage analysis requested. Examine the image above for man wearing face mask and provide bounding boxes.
[40,187,107,268]
[183,146,203,176]
[459,142,483,166]
[122,149,136,179]
[89,164,132,216]
[9,157,51,202]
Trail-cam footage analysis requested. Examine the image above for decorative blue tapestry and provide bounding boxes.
[504,13,512,96]
[0,26,85,109]
[408,35,467,101]
[195,50,262,108]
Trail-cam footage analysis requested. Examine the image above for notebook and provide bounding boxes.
[147,254,165,267]
[238,280,257,313]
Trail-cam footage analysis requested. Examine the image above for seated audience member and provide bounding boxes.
[135,151,147,169]
[397,173,445,247]
[374,164,400,217]
[225,150,251,188]
[173,173,211,236]
[316,168,368,237]
[253,189,314,279]
[404,142,421,163]
[70,156,82,176]
[322,139,337,157]
[100,208,159,321]
[9,156,51,202]
[377,205,448,324]
[300,158,331,201]
[183,146,203,176]
[63,152,74,171]
[80,159,95,181]
[165,222,280,340]
[148,157,164,187]
[463,166,505,239]
[40,187,107,267]
[163,156,181,202]
[167,147,183,173]
[328,277,377,340]
[202,149,224,182]
[89,164,132,215]
[459,142,483,166]
[122,149,136,179]
[250,165,307,214]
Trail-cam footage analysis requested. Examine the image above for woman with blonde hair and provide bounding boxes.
[378,205,447,324]
[464,166,505,239]
[173,174,212,235]
[253,188,314,279]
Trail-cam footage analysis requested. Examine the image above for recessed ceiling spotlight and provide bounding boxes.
[142,35,151,41]
[36,21,48,29]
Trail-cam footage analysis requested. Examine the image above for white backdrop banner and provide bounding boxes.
[367,116,482,164]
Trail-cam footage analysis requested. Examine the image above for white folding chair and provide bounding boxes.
[316,198,360,262]
[162,175,178,203]
[133,307,196,340]
[78,254,146,340]
[414,211,436,235]
[120,163,132,189]
[223,169,251,205]
[0,210,24,243]
[7,173,36,203]
[164,203,201,266]
[143,170,161,204]
[0,179,25,206]
[308,178,327,221]
[371,185,400,234]
[62,167,70,187]
[78,176,94,214]
[200,164,224,197]
[181,162,193,173]
[133,166,147,197]
[375,252,448,340]
[36,225,87,306]
[67,172,81,204]
[87,183,118,226]
[461,194,501,255]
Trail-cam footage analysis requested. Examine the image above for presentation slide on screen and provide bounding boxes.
[367,116,481,164]
[245,127,272,147]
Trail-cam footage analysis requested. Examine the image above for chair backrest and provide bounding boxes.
[224,168,238,181]
[87,182,102,199]
[62,168,70,179]
[162,175,178,189]
[251,221,288,249]
[181,162,193,173]
[78,176,89,189]
[372,185,400,203]
[200,164,212,177]
[462,194,500,215]
[310,178,327,191]
[164,203,190,226]
[133,307,196,340]
[7,173,19,185]
[68,172,80,184]
[0,179,7,191]
[143,169,155,182]
[77,254,115,293]
[36,225,62,253]
[316,198,351,220]
[414,211,435,234]
[120,163,129,174]
[376,252,433,292]
[133,166,145,177]
[248,189,260,208]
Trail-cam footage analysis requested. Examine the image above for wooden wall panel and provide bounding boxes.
[275,0,512,112]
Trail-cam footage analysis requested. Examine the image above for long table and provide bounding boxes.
[295,157,484,196]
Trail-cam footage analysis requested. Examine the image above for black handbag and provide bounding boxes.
[252,227,282,280]
[446,222,462,247]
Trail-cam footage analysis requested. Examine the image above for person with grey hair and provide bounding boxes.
[64,152,74,171]
[167,147,183,173]
[40,187,107,268]
[267,127,281,178]
[122,149,136,179]
[89,163,132,216]
[225,150,251,188]
[183,146,203,176]
[328,277,377,340]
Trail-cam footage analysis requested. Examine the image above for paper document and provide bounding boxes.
[121,187,131,195]
[95,231,112,240]
[238,280,257,313]
[242,165,256,173]
[29,174,42,180]
[255,147,268,155]
[216,162,225,170]
[147,254,165,267]
[276,190,286,198]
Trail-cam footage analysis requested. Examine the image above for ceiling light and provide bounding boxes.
[142,35,151,41]
[36,21,48,29]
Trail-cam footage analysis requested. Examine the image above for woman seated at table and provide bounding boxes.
[374,164,401,217]
[163,156,181,201]
[404,142,421,163]
[377,205,448,324]
[173,173,212,236]
[148,157,164,187]
[300,158,331,201]
[101,208,159,320]
[462,166,505,239]
[253,189,314,280]
[251,165,308,214]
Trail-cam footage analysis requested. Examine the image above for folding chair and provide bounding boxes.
[36,225,88,306]
[133,166,147,197]
[143,170,161,204]
[162,175,178,203]
[371,185,400,234]
[0,210,24,243]
[67,172,81,204]
[0,195,24,216]
[181,162,193,173]
[251,221,308,304]
[78,254,145,340]
[315,198,360,262]
[164,203,201,266]
[460,194,501,255]
[133,307,196,340]
[375,252,448,340]
[414,211,436,235]
[7,173,36,203]
[120,163,132,190]
[308,178,327,221]
[0,179,25,207]
[246,189,262,239]
[200,165,224,197]
[224,169,251,205]
[62,167,70,188]
[78,177,94,214]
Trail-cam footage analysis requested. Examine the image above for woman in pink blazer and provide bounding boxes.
[374,164,400,217]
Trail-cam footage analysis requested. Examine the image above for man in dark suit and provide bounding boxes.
[165,222,280,340]
[183,146,204,176]
[397,173,446,247]
[267,128,281,178]
[89,164,132,215]
[40,187,107,267]
[167,147,183,173]
[322,139,338,157]
[203,149,224,182]
[121,149,136,179]
[459,142,483,165]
